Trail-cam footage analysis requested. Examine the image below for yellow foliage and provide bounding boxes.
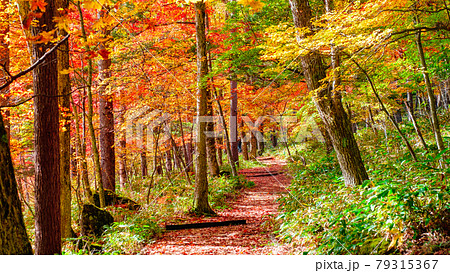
[237,0,265,12]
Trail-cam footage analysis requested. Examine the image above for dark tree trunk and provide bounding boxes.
[230,80,239,166]
[140,125,148,178]
[289,0,368,186]
[270,131,277,148]
[72,93,93,202]
[165,148,172,173]
[206,94,220,177]
[98,39,115,192]
[250,133,257,160]
[316,119,333,154]
[242,130,249,160]
[186,142,193,171]
[216,137,223,166]
[118,94,128,188]
[30,0,62,254]
[0,110,33,254]
[415,29,445,152]
[257,129,264,155]
[57,0,72,239]
[193,1,214,215]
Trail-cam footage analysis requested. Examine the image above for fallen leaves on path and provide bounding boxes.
[141,157,294,255]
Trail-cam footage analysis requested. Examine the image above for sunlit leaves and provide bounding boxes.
[237,0,265,12]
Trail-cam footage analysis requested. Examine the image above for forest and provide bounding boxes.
[0,0,449,256]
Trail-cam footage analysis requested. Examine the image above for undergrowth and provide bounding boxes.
[277,118,450,255]
[61,163,254,254]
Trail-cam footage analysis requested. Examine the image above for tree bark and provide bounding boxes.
[212,89,238,176]
[250,133,257,160]
[404,101,428,150]
[230,80,239,167]
[72,95,93,202]
[241,129,249,160]
[193,1,214,215]
[56,0,72,239]
[415,30,445,152]
[118,92,128,188]
[206,98,220,177]
[75,1,105,207]
[30,0,62,254]
[216,137,223,166]
[98,18,115,192]
[289,0,368,186]
[140,125,148,178]
[0,110,33,254]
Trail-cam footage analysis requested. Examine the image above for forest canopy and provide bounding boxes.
[0,0,449,256]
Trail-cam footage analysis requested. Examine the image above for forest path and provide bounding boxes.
[141,157,293,255]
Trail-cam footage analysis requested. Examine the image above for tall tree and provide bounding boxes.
[98,8,115,192]
[415,27,445,152]
[288,0,369,186]
[75,1,105,207]
[0,112,33,255]
[29,0,62,254]
[117,90,128,188]
[193,0,215,215]
[141,125,148,178]
[230,80,239,166]
[56,0,72,239]
[0,0,32,255]
[206,94,220,177]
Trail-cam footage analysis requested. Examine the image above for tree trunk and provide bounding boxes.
[250,133,257,160]
[242,130,249,160]
[404,101,428,150]
[178,117,192,172]
[98,19,115,192]
[118,92,128,188]
[165,148,173,173]
[72,95,93,202]
[230,80,239,167]
[415,30,445,152]
[0,108,33,255]
[206,101,220,177]
[257,129,264,155]
[193,1,214,215]
[217,137,223,166]
[56,0,72,239]
[30,0,62,254]
[289,0,368,186]
[140,125,148,178]
[169,133,192,184]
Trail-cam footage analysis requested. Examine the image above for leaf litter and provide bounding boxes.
[141,157,294,255]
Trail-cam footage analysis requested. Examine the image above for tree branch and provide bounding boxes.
[0,34,70,93]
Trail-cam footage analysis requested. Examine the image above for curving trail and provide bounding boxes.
[141,157,293,255]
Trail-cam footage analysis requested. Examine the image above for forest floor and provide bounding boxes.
[141,157,295,255]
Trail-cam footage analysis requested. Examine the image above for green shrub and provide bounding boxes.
[277,136,450,254]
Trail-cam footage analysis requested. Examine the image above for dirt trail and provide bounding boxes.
[141,157,293,255]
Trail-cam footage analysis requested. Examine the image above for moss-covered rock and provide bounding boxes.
[93,190,140,210]
[80,204,114,237]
